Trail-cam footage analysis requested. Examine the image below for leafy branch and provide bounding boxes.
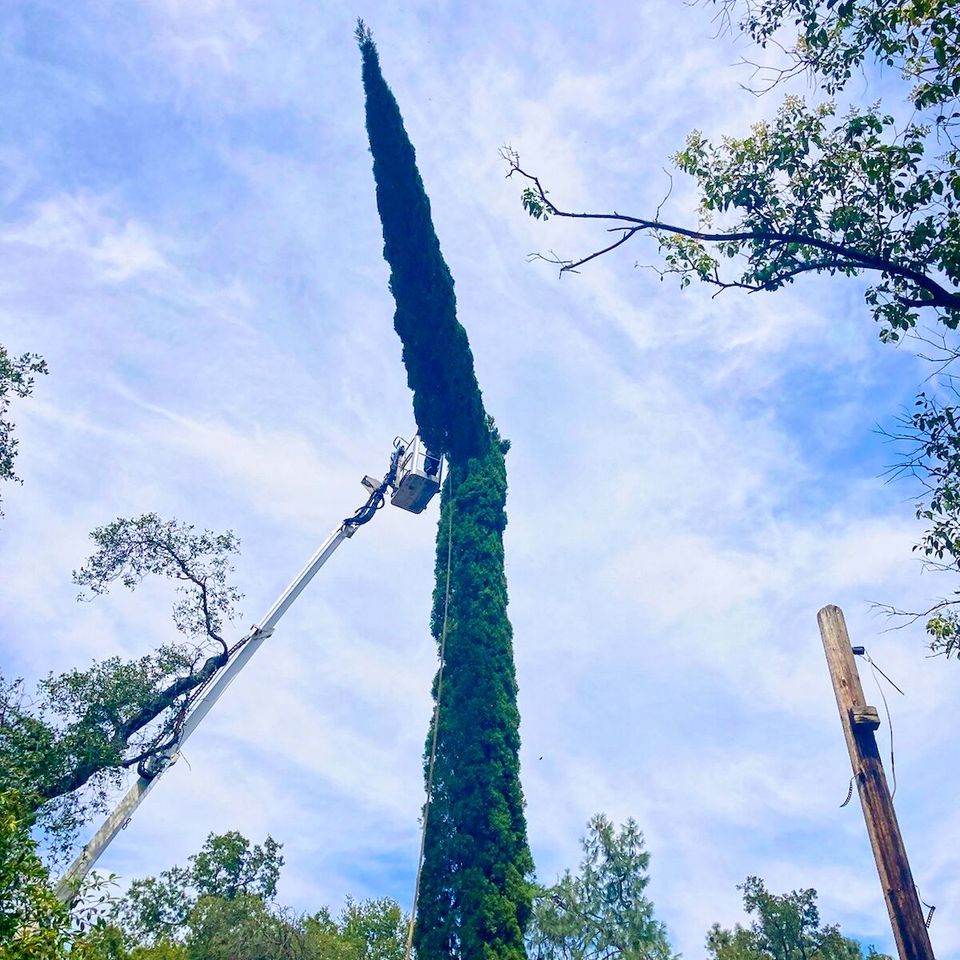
[0,346,48,517]
[502,96,960,343]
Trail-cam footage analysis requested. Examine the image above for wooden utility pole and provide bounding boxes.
[817,604,935,960]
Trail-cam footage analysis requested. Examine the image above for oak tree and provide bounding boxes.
[1,514,244,855]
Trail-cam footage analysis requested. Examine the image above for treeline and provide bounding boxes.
[1,797,890,960]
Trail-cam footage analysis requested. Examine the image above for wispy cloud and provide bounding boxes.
[4,193,169,280]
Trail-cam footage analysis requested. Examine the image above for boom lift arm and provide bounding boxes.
[54,435,441,903]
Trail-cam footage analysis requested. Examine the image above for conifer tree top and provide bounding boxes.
[357,20,488,465]
[354,19,375,54]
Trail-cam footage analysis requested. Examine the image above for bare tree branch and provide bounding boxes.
[500,147,960,313]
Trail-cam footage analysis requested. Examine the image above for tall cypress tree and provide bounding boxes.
[357,23,533,959]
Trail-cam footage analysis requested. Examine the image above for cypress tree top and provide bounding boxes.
[357,22,488,466]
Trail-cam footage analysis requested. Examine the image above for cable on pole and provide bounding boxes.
[404,474,455,960]
[854,647,904,799]
[839,776,855,808]
[915,885,936,929]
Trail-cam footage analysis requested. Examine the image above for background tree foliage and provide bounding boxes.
[358,22,533,959]
[109,831,406,960]
[115,831,283,945]
[505,0,960,657]
[881,388,960,655]
[0,789,72,959]
[527,815,673,960]
[0,789,122,960]
[0,809,886,960]
[0,827,406,960]
[706,876,890,960]
[507,0,959,339]
[0,356,268,932]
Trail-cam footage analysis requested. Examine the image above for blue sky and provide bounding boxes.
[1,1,957,957]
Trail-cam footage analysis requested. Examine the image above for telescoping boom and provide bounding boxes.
[55,435,442,903]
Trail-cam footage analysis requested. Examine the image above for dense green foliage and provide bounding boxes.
[527,815,673,960]
[358,23,533,958]
[415,433,533,959]
[0,790,122,960]
[1,515,243,854]
[357,22,487,466]
[0,790,72,959]
[0,345,47,517]
[706,876,889,960]
[0,815,883,960]
[676,0,960,341]
[667,94,958,341]
[730,0,959,111]
[118,895,407,960]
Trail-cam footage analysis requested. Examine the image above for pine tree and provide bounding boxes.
[357,22,533,959]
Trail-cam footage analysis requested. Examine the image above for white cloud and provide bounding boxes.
[2,195,168,281]
[140,0,261,76]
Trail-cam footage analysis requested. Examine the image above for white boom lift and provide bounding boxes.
[54,434,442,904]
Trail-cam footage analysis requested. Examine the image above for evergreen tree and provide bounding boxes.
[357,23,533,959]
[527,815,673,960]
